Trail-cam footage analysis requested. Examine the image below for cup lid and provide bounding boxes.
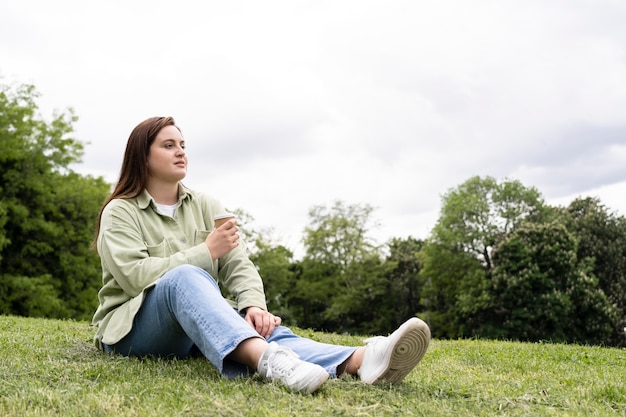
[213,212,235,220]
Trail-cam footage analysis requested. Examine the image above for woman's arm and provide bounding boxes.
[98,200,214,297]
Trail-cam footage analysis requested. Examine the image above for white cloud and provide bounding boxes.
[2,0,626,257]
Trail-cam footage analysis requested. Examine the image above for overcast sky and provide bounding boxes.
[2,0,626,257]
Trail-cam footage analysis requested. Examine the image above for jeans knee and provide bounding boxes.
[163,264,219,290]
[169,264,205,276]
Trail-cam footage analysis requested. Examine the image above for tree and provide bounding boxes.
[250,241,296,321]
[562,197,626,346]
[225,208,297,321]
[383,237,425,330]
[419,240,486,338]
[290,201,384,332]
[289,257,341,330]
[419,176,546,338]
[490,221,617,344]
[302,201,379,272]
[0,82,110,319]
[433,175,546,269]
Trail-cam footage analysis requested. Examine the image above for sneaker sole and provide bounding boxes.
[368,318,431,384]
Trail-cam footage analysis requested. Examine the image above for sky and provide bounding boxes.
[2,0,626,258]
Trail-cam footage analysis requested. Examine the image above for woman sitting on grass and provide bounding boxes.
[91,116,431,394]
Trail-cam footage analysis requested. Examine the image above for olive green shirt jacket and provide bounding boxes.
[91,186,267,350]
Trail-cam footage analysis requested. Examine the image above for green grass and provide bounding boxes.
[0,315,624,417]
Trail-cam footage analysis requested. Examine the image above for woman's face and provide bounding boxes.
[147,125,188,184]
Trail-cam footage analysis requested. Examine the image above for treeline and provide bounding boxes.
[1,82,625,346]
[247,192,626,347]
[0,83,110,319]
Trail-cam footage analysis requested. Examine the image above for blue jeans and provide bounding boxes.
[103,265,356,379]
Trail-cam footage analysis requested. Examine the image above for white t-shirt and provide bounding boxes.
[155,202,178,217]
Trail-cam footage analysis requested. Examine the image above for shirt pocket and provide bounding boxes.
[146,239,169,257]
[194,230,211,245]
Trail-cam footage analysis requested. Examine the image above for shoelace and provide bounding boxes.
[265,347,296,379]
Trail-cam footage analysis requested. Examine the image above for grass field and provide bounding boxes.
[0,315,624,416]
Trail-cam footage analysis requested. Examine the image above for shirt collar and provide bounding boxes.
[137,184,192,210]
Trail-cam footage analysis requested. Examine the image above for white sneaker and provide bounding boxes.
[358,318,431,384]
[257,342,329,394]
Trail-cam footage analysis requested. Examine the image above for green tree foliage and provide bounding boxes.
[419,241,486,338]
[419,176,546,338]
[291,201,387,333]
[433,175,546,269]
[384,237,425,330]
[490,221,617,344]
[419,175,623,345]
[249,241,296,321]
[562,197,626,346]
[302,201,379,268]
[0,198,9,258]
[229,208,297,322]
[290,257,340,330]
[0,82,110,319]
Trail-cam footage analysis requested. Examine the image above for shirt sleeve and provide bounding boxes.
[98,201,215,298]
[196,194,268,311]
[218,238,268,312]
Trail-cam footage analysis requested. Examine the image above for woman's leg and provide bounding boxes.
[104,265,329,393]
[267,317,431,384]
[266,326,357,377]
[105,264,262,373]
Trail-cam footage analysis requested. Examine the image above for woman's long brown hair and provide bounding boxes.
[94,116,180,244]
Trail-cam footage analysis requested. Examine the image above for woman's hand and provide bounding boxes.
[244,306,282,338]
[205,218,240,260]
